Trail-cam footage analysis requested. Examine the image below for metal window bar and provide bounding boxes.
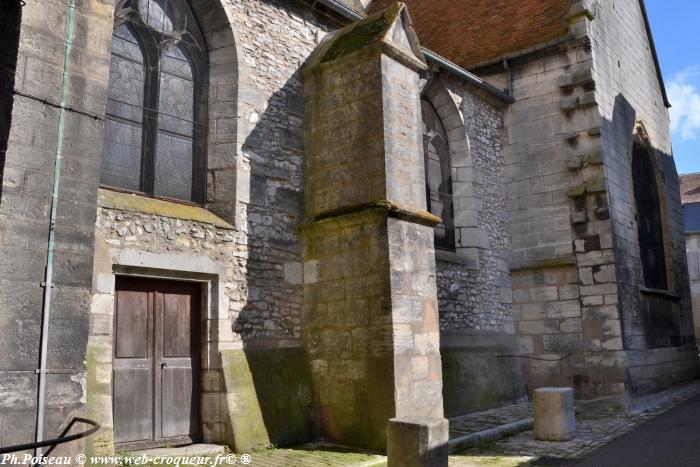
[0,418,100,461]
[100,0,209,204]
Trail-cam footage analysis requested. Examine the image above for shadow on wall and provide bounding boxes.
[604,94,690,352]
[219,17,316,451]
[597,94,697,396]
[0,0,22,205]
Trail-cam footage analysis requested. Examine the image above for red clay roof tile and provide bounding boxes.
[681,174,700,205]
[369,0,571,68]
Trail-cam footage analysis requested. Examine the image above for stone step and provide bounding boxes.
[121,444,228,465]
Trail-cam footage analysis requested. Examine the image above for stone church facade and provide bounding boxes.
[0,0,696,459]
[681,174,700,346]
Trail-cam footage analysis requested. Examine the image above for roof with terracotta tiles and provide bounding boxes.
[681,174,700,205]
[368,0,572,69]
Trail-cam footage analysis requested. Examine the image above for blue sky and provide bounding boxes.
[646,0,700,174]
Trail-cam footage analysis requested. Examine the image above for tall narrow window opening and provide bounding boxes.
[0,0,22,205]
[632,139,668,289]
[421,99,455,251]
[102,0,207,203]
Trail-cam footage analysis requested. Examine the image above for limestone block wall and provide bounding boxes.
[0,0,112,453]
[429,78,525,416]
[0,0,345,454]
[0,1,21,203]
[687,234,700,345]
[589,0,698,395]
[482,38,621,400]
[477,0,698,404]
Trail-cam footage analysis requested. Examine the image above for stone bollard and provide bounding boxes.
[388,417,449,467]
[534,387,576,441]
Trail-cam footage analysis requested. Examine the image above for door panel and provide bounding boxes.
[113,277,201,450]
[162,291,193,357]
[160,366,194,438]
[113,368,152,443]
[113,278,152,445]
[115,286,149,358]
[156,283,200,441]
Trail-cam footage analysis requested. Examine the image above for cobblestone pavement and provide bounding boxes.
[451,380,700,466]
[132,382,700,466]
[243,444,386,467]
[449,399,532,439]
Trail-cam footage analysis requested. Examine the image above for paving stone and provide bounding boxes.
[455,381,700,462]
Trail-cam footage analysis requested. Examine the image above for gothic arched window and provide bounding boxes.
[101,0,208,203]
[422,99,455,251]
[632,139,668,289]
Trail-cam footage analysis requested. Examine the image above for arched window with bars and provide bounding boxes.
[101,0,208,203]
[632,138,668,290]
[421,98,456,251]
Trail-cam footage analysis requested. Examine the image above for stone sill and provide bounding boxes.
[98,187,234,230]
[435,249,474,266]
[640,287,680,300]
[511,255,577,272]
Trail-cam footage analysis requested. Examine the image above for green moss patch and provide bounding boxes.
[322,14,389,63]
[221,348,314,453]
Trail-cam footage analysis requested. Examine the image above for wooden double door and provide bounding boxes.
[113,277,201,450]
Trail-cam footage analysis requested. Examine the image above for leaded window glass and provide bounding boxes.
[422,99,456,251]
[101,0,207,203]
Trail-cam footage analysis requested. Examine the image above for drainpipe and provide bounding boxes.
[503,59,513,97]
[35,0,77,456]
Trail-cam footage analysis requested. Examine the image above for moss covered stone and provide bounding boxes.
[220,348,314,453]
[85,344,115,461]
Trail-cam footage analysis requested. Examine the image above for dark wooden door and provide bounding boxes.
[113,277,201,450]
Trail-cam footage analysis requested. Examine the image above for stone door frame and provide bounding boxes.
[88,249,233,455]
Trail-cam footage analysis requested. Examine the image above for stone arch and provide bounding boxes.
[631,120,674,290]
[102,0,246,220]
[187,0,249,223]
[423,78,484,261]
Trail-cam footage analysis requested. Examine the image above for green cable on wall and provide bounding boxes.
[35,0,77,456]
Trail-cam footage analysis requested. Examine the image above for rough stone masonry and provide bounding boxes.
[0,0,697,460]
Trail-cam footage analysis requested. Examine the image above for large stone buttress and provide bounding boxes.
[300,3,445,451]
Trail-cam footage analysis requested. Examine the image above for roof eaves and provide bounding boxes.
[316,0,366,21]
[466,33,574,72]
[422,49,514,103]
[313,0,513,103]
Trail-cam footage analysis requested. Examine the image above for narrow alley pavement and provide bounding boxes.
[577,392,700,467]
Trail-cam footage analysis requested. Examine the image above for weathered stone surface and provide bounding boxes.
[2,0,697,457]
[387,417,449,467]
[534,387,576,441]
[301,4,443,452]
[220,348,313,453]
